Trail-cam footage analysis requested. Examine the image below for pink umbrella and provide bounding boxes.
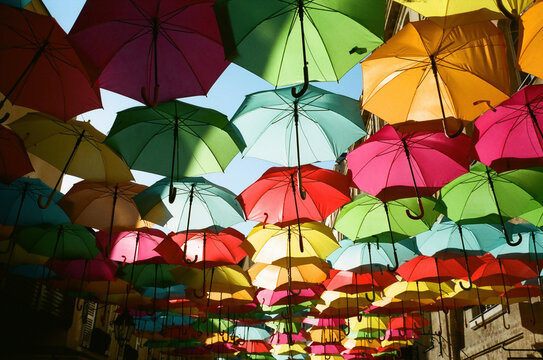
[268,331,306,345]
[96,227,166,263]
[306,343,346,354]
[69,0,229,106]
[256,286,323,306]
[473,84,543,172]
[303,317,345,327]
[347,125,470,217]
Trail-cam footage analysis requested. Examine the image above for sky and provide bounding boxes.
[42,0,365,235]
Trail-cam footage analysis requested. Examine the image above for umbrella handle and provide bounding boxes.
[442,117,464,139]
[0,112,9,123]
[496,0,517,19]
[324,355,332,360]
[76,298,84,311]
[291,66,309,99]
[405,197,425,220]
[502,313,510,329]
[505,229,522,247]
[192,285,205,299]
[459,276,473,291]
[365,287,376,302]
[386,245,399,272]
[141,84,159,107]
[37,191,55,209]
[290,288,301,296]
[168,179,177,203]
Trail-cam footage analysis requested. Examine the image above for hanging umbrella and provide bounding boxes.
[473,84,543,172]
[435,163,543,245]
[69,0,229,106]
[58,180,149,232]
[306,328,345,343]
[214,0,385,94]
[105,100,244,202]
[0,126,33,184]
[360,20,510,136]
[10,114,134,208]
[0,4,101,122]
[257,286,323,307]
[248,259,329,291]
[324,270,397,295]
[517,0,543,80]
[95,228,166,263]
[347,126,471,208]
[231,85,364,193]
[238,165,350,251]
[133,177,245,234]
[392,0,533,28]
[268,331,306,345]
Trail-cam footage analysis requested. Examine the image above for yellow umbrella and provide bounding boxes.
[248,258,329,291]
[361,20,510,137]
[245,222,338,264]
[384,281,453,301]
[315,291,380,317]
[10,113,133,208]
[348,315,389,332]
[188,289,255,305]
[380,338,415,348]
[341,337,381,350]
[306,327,345,343]
[517,0,543,80]
[271,343,306,356]
[309,356,344,360]
[393,0,533,28]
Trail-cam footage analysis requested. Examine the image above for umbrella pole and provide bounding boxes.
[428,54,463,138]
[416,281,425,334]
[140,18,160,107]
[2,182,28,261]
[434,257,447,314]
[124,232,139,311]
[168,116,179,203]
[498,258,511,313]
[164,286,171,331]
[354,269,362,321]
[526,103,543,140]
[457,225,473,290]
[0,38,50,123]
[293,100,306,201]
[485,167,522,246]
[400,139,425,219]
[384,204,400,271]
[527,286,536,325]
[106,184,119,258]
[193,233,207,298]
[291,0,309,98]
[475,286,486,329]
[38,130,86,209]
[290,174,305,253]
[399,300,406,337]
[183,184,198,264]
[365,243,376,302]
[531,232,543,293]
[44,225,63,289]
[76,259,88,311]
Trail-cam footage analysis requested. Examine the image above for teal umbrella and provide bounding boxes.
[415,217,505,290]
[436,163,543,246]
[105,100,245,202]
[231,85,365,194]
[334,193,437,270]
[234,325,271,341]
[0,0,31,8]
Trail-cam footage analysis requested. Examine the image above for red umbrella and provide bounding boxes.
[237,164,350,251]
[235,340,272,353]
[347,125,470,217]
[473,84,543,172]
[68,0,229,106]
[324,270,397,294]
[256,285,323,307]
[0,126,33,183]
[96,227,166,263]
[0,5,101,122]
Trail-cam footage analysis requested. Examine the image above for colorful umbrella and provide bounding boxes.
[0,4,101,122]
[517,0,543,80]
[248,259,329,291]
[69,0,229,106]
[96,228,165,263]
[105,100,244,202]
[10,113,133,208]
[0,126,33,184]
[361,20,510,136]
[324,270,397,295]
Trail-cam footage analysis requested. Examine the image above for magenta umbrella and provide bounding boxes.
[256,286,323,307]
[473,84,543,172]
[303,317,345,327]
[68,0,229,106]
[95,227,166,263]
[306,343,346,355]
[347,125,471,218]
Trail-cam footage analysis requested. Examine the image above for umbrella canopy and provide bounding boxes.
[231,85,365,167]
[473,84,543,172]
[96,228,166,263]
[49,256,118,281]
[0,126,33,184]
[133,177,245,233]
[69,0,229,105]
[257,286,323,307]
[237,165,351,225]
[170,265,253,295]
[119,263,178,289]
[397,256,483,283]
[326,240,396,273]
[361,20,510,135]
[214,0,384,89]
[0,4,101,121]
[347,126,471,204]
[517,0,543,80]
[248,259,329,291]
[324,270,398,294]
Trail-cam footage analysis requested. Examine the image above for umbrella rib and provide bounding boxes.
[273,6,299,87]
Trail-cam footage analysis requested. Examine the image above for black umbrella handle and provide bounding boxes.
[458,225,473,291]
[291,0,309,99]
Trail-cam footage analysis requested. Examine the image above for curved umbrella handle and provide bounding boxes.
[324,354,332,360]
[182,235,198,264]
[168,179,176,203]
[76,298,84,311]
[386,245,399,272]
[365,285,376,303]
[37,191,55,209]
[442,117,464,139]
[379,331,386,341]
[291,67,309,99]
[459,276,473,291]
[496,0,517,20]
[141,84,160,107]
[290,287,302,296]
[192,284,205,299]
[405,197,425,220]
[505,228,522,247]
[357,311,364,322]
[0,112,10,124]
[502,313,510,330]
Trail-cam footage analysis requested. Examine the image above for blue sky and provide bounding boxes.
[43,0,364,234]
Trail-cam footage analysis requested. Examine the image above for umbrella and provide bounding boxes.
[473,84,543,172]
[10,113,133,208]
[95,228,166,263]
[435,163,543,245]
[324,270,397,295]
[231,85,365,193]
[360,20,510,136]
[237,165,350,251]
[105,100,244,202]
[517,0,543,80]
[248,259,329,291]
[214,0,385,94]
[0,0,31,8]
[347,126,471,218]
[0,4,101,122]
[0,126,33,184]
[392,0,533,28]
[69,0,229,106]
[133,177,245,244]
[257,286,323,307]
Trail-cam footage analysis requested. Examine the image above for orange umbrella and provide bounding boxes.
[361,20,510,136]
[248,258,329,291]
[517,0,543,80]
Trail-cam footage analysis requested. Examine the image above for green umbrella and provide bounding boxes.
[14,223,97,260]
[436,163,543,246]
[214,0,385,96]
[231,85,365,195]
[190,317,234,334]
[334,193,438,270]
[266,318,302,334]
[105,100,244,203]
